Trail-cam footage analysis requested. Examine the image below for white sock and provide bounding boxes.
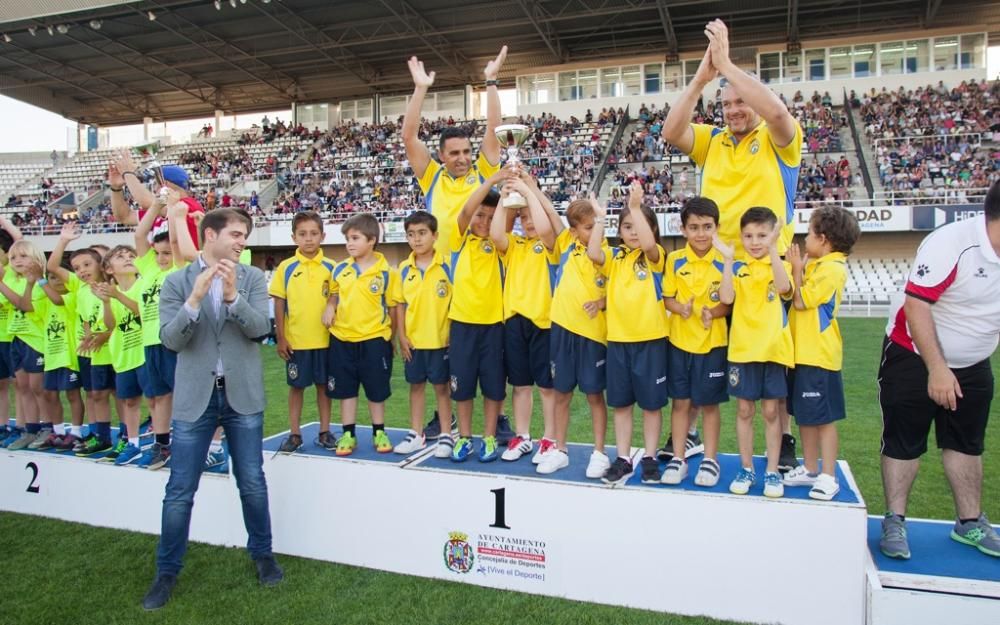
[689,426,698,436]
[518,433,531,441]
[209,440,223,454]
[53,422,65,435]
[70,425,82,437]
[129,436,140,447]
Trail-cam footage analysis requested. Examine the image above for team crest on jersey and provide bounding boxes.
[480,240,493,254]
[595,274,606,288]
[369,275,384,294]
[322,283,330,298]
[287,363,298,380]
[465,174,477,185]
[749,139,760,154]
[709,281,721,302]
[436,280,449,298]
[444,531,475,574]
[634,258,649,281]
[449,375,459,392]
[729,365,740,388]
[766,281,777,302]
[532,242,544,254]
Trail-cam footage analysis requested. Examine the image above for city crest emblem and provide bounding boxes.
[709,281,721,302]
[369,276,384,294]
[444,531,475,574]
[436,280,449,298]
[729,365,740,388]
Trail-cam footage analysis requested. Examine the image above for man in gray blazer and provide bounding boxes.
[143,208,282,610]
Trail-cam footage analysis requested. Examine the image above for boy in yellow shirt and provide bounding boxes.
[322,214,401,456]
[270,211,336,454]
[715,207,794,498]
[784,207,860,500]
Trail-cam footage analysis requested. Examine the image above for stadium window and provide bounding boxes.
[805,48,826,80]
[933,36,958,71]
[579,69,598,99]
[783,51,802,82]
[852,44,875,77]
[759,52,781,83]
[357,99,372,121]
[879,41,905,75]
[559,71,578,101]
[600,67,621,97]
[960,33,985,69]
[534,74,555,103]
[683,59,700,85]
[622,65,641,95]
[663,62,682,91]
[829,46,851,78]
[381,95,407,120]
[643,64,662,94]
[517,76,534,105]
[905,39,929,73]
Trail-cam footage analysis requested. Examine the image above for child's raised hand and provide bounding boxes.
[712,234,735,261]
[93,283,111,301]
[59,221,81,242]
[588,192,606,219]
[765,224,782,251]
[627,180,644,210]
[787,242,806,273]
[509,178,531,197]
[23,261,43,283]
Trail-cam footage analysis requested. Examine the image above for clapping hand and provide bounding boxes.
[712,234,735,262]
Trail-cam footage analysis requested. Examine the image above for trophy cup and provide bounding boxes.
[493,123,531,210]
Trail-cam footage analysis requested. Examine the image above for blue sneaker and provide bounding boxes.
[1,429,22,448]
[729,467,756,495]
[451,437,474,462]
[139,416,153,435]
[113,443,143,466]
[478,436,500,463]
[0,425,10,441]
[204,447,228,472]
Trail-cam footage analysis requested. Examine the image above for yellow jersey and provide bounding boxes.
[269,250,336,350]
[729,255,794,367]
[550,229,609,344]
[600,243,669,343]
[663,245,728,354]
[790,252,847,371]
[503,234,559,329]
[396,251,452,349]
[448,223,504,325]
[418,153,500,256]
[688,120,802,254]
[329,252,400,342]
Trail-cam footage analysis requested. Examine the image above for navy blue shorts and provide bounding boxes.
[0,341,13,379]
[326,337,392,402]
[405,348,449,385]
[115,367,144,399]
[80,357,114,392]
[43,367,82,391]
[727,361,787,401]
[138,344,177,397]
[668,344,729,406]
[286,347,327,389]
[11,338,44,373]
[788,365,845,426]
[549,324,606,394]
[504,314,553,388]
[448,320,505,402]
[606,339,669,410]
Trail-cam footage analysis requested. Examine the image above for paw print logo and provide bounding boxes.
[915,264,930,277]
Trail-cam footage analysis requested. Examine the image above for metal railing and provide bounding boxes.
[872,132,983,148]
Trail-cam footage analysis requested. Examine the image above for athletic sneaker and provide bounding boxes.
[54,433,81,452]
[783,465,818,486]
[451,436,474,462]
[694,457,721,487]
[114,443,143,466]
[75,435,111,456]
[204,447,227,471]
[602,457,633,485]
[102,438,129,462]
[809,473,840,501]
[531,438,556,464]
[660,458,687,485]
[8,431,37,451]
[277,434,303,454]
[656,431,704,461]
[951,514,1000,557]
[335,432,357,457]
[536,449,569,475]
[501,436,533,462]
[879,513,911,559]
[316,431,337,451]
[0,425,10,441]
[585,450,611,479]
[639,456,661,484]
[779,433,798,472]
[29,429,58,450]
[138,416,153,436]
[422,411,457,439]
[393,430,426,454]
[729,467,756,495]
[495,415,515,447]
[137,443,171,470]
[373,430,393,453]
[1,429,23,448]
[434,433,454,459]
[763,471,784,498]
[478,436,499,462]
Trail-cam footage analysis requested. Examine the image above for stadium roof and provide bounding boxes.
[0,0,997,127]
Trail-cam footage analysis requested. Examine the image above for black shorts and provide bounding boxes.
[504,314,552,389]
[878,337,994,459]
[325,337,393,402]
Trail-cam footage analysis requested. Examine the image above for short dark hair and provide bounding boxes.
[482,189,500,208]
[681,197,720,226]
[810,206,861,255]
[292,210,324,233]
[740,207,778,230]
[439,127,471,151]
[69,248,102,269]
[985,179,1000,221]
[342,213,380,243]
[404,210,437,233]
[152,231,170,245]
[200,208,252,242]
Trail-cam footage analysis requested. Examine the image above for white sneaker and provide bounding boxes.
[501,435,533,461]
[693,458,721,487]
[536,449,569,475]
[531,437,556,464]
[763,471,785,498]
[783,464,818,486]
[434,434,454,458]
[393,430,426,454]
[809,473,840,501]
[660,458,687,485]
[585,450,611,479]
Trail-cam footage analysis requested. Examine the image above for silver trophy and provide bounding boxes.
[494,123,531,210]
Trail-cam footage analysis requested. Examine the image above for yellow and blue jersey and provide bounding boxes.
[728,255,794,367]
[329,252,400,342]
[503,234,559,329]
[418,153,500,256]
[790,252,847,371]
[448,223,504,325]
[269,250,336,350]
[663,245,728,354]
[396,251,452,349]
[550,229,609,344]
[599,243,668,343]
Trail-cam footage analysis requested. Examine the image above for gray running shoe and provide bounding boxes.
[8,431,38,451]
[880,513,911,559]
[951,514,1000,557]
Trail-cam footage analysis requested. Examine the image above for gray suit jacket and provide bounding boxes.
[159,260,271,421]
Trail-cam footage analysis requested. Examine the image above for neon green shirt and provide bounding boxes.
[106,280,146,373]
[6,274,47,353]
[43,289,79,372]
[0,270,14,342]
[76,280,113,366]
[135,250,180,347]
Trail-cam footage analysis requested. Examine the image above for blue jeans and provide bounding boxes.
[156,387,272,576]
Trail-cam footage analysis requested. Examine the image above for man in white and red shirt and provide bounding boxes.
[878,180,1000,560]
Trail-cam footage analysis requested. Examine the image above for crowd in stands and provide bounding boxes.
[238,116,324,145]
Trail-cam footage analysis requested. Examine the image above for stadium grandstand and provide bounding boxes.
[1,2,999,624]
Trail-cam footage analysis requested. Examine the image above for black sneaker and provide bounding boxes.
[640,456,661,484]
[423,411,456,439]
[655,431,705,461]
[601,457,634,485]
[142,574,177,611]
[495,414,515,447]
[278,434,303,454]
[316,431,337,451]
[779,433,798,473]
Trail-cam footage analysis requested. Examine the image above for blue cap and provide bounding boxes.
[161,165,189,190]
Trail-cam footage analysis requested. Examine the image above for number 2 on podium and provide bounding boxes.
[25,462,40,493]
